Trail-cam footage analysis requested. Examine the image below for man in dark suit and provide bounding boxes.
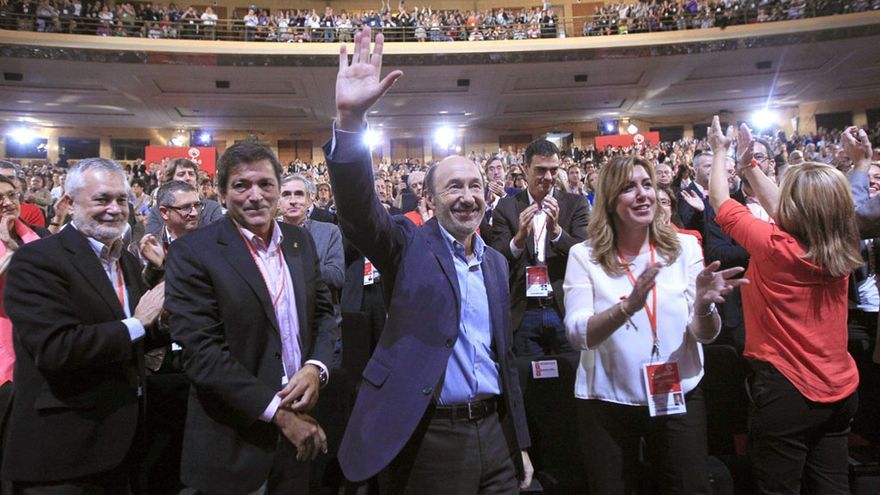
[326,27,532,494]
[145,158,224,236]
[2,157,165,493]
[491,139,589,357]
[165,143,337,494]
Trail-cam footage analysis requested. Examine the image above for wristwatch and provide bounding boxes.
[310,363,329,387]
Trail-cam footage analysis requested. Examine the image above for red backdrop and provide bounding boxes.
[145,146,217,177]
[594,132,660,150]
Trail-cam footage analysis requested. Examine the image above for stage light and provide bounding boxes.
[627,124,639,135]
[605,122,616,133]
[363,129,382,148]
[599,119,619,136]
[8,127,36,144]
[198,131,212,145]
[751,108,776,131]
[434,127,455,149]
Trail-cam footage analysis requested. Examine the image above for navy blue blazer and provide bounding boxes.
[325,141,530,483]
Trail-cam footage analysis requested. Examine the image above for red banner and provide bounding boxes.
[594,132,661,150]
[145,146,217,178]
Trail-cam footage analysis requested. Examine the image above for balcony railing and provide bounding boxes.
[0,3,876,43]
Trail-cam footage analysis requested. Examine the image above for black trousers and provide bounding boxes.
[576,386,711,495]
[746,360,858,495]
[380,407,518,495]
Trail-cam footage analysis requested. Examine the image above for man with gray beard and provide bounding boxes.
[1,157,165,493]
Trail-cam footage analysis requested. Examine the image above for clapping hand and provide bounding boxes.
[695,260,749,310]
[707,116,732,153]
[841,126,872,169]
[336,26,403,131]
[679,190,704,212]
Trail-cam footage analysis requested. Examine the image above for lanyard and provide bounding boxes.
[533,211,547,258]
[236,228,286,307]
[115,262,125,309]
[617,242,659,358]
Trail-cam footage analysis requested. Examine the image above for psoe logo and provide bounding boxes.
[187,147,203,165]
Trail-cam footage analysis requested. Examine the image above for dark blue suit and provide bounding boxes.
[325,141,530,483]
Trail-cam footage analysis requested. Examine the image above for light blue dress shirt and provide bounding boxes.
[436,225,502,405]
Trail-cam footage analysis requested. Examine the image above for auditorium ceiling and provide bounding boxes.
[1,11,879,133]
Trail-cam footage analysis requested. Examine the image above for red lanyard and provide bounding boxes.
[617,242,659,357]
[115,262,125,309]
[236,227,286,307]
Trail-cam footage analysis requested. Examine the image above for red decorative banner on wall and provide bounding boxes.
[594,132,661,150]
[145,146,217,178]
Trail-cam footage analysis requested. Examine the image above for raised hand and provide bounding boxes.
[623,262,664,315]
[736,123,755,169]
[139,234,165,269]
[680,190,704,212]
[707,115,731,153]
[695,260,749,309]
[841,126,872,169]
[542,195,561,238]
[336,26,404,131]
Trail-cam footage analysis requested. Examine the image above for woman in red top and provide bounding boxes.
[707,116,861,494]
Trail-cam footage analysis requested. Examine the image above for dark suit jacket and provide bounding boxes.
[164,217,336,494]
[490,189,589,329]
[326,141,531,483]
[309,205,337,224]
[2,226,147,482]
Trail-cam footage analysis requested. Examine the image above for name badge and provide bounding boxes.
[526,266,551,297]
[531,359,559,379]
[641,360,687,417]
[363,258,379,286]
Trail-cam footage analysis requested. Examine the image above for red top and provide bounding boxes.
[19,203,45,228]
[673,224,703,246]
[403,211,425,227]
[715,199,858,403]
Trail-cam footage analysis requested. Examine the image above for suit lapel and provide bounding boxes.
[514,191,535,261]
[60,227,125,319]
[482,254,506,353]
[280,226,308,351]
[218,218,280,333]
[424,219,461,307]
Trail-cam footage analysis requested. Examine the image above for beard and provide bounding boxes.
[72,207,128,243]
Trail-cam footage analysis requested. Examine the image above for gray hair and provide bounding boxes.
[281,173,315,197]
[407,170,425,188]
[157,180,197,207]
[65,157,129,199]
[0,160,21,178]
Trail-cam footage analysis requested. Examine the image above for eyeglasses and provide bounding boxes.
[166,201,202,214]
[0,191,20,204]
[658,199,672,207]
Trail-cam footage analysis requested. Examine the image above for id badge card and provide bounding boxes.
[641,360,687,417]
[525,266,551,297]
[363,258,379,286]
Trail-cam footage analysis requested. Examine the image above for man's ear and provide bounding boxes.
[424,192,436,211]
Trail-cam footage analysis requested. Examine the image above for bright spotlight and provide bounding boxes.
[751,108,776,131]
[627,124,639,135]
[434,127,455,149]
[8,127,36,144]
[363,129,382,149]
[605,122,616,133]
[198,131,212,145]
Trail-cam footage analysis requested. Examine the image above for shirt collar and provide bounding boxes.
[235,219,283,253]
[73,223,123,265]
[437,223,485,264]
[526,188,555,206]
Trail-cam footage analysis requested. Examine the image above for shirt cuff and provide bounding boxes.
[509,238,524,258]
[260,394,282,423]
[305,359,330,387]
[550,229,563,244]
[123,318,145,342]
[328,121,369,163]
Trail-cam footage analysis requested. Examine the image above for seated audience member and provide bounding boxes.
[199,176,218,201]
[0,162,46,228]
[145,158,223,235]
[1,158,165,493]
[279,173,345,294]
[492,139,589,357]
[710,117,860,494]
[315,182,334,210]
[563,156,744,493]
[24,175,52,217]
[0,175,49,385]
[396,170,425,213]
[654,161,673,186]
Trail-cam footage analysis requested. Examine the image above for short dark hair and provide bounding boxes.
[157,180,197,207]
[164,158,199,183]
[130,178,146,189]
[216,143,282,194]
[524,139,560,167]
